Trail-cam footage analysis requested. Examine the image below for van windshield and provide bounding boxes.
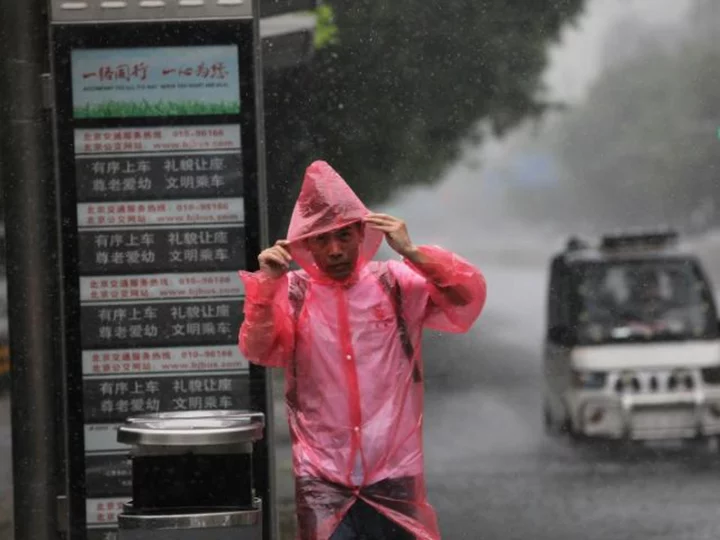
[575,259,717,344]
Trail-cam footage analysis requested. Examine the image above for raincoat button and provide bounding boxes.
[346,354,352,361]
[354,426,360,432]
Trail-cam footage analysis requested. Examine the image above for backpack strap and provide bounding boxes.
[288,272,310,322]
[371,265,422,383]
[286,272,309,386]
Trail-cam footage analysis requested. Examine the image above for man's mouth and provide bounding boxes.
[328,262,351,274]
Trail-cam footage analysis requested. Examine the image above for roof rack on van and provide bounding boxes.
[565,236,589,252]
[599,228,678,251]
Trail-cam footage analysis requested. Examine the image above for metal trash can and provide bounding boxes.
[116,410,265,540]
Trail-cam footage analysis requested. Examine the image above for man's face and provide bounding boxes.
[305,223,363,281]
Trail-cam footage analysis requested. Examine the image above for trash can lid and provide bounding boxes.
[124,410,265,424]
[116,410,265,447]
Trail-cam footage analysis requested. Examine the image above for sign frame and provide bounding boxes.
[50,18,271,540]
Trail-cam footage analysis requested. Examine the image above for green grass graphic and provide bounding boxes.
[74,100,240,118]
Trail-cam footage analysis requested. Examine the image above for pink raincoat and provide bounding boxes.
[239,161,487,539]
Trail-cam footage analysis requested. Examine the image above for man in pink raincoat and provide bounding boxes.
[238,161,487,539]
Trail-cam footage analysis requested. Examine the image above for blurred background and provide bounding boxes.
[7,0,720,538]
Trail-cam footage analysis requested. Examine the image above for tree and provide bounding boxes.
[551,6,720,232]
[263,0,587,238]
[515,0,720,233]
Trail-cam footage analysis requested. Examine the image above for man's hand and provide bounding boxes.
[363,213,419,261]
[258,240,292,279]
[365,213,476,306]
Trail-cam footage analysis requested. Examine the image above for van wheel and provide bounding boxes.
[683,436,712,451]
[565,415,587,444]
[567,423,585,443]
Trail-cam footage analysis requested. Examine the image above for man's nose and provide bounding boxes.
[327,238,343,258]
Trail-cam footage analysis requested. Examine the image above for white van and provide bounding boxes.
[543,230,720,443]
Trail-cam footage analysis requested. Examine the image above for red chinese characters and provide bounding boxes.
[162,62,229,80]
[83,63,149,82]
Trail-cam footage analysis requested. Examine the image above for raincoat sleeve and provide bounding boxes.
[237,270,295,368]
[395,245,486,333]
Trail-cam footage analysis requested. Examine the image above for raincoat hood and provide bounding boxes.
[287,161,383,282]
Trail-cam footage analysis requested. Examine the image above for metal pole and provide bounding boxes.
[252,2,278,538]
[0,0,59,538]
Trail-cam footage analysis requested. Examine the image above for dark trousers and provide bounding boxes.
[330,498,415,540]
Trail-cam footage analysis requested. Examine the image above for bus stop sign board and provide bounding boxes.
[49,2,271,539]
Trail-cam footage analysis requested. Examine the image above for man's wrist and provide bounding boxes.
[401,245,424,264]
[259,269,285,280]
[254,269,285,302]
[403,245,450,286]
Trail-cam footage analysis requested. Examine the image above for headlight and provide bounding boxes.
[669,368,694,391]
[571,370,607,389]
[614,370,640,393]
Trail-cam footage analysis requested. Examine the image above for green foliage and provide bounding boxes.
[313,3,339,50]
[552,6,720,231]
